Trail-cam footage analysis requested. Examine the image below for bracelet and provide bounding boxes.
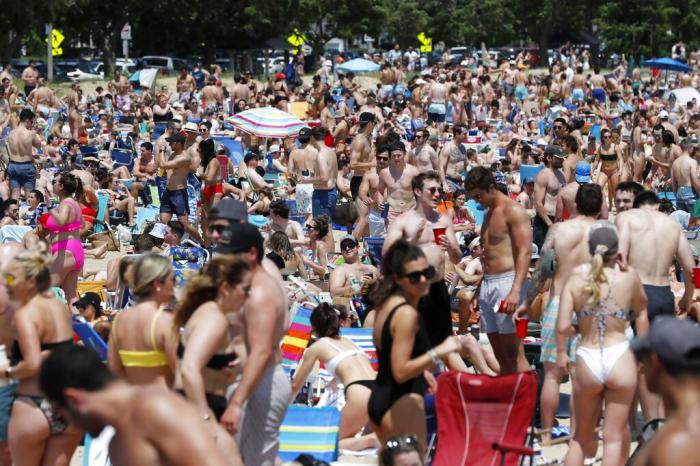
[427,349,440,366]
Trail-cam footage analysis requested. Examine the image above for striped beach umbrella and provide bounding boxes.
[226,107,305,138]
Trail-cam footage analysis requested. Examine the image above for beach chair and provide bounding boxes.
[433,370,538,466]
[212,136,244,165]
[111,148,135,172]
[132,205,160,234]
[278,405,340,463]
[280,302,315,374]
[72,320,108,361]
[169,244,209,288]
[466,199,485,226]
[657,191,678,209]
[363,236,385,268]
[82,426,115,466]
[76,280,109,303]
[339,328,378,371]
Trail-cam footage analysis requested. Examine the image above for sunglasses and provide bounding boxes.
[208,224,226,234]
[341,243,357,252]
[376,155,389,161]
[603,135,612,139]
[199,128,208,133]
[306,225,319,231]
[3,273,15,286]
[553,125,564,130]
[401,266,436,283]
[427,186,444,196]
[385,435,420,452]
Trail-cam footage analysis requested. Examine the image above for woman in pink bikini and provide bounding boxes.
[45,172,85,303]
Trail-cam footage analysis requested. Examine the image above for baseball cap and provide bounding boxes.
[544,145,565,159]
[183,122,199,133]
[523,176,535,185]
[531,243,540,260]
[149,223,168,239]
[298,127,311,142]
[468,236,480,250]
[658,110,669,119]
[268,144,280,154]
[210,198,248,222]
[165,132,186,144]
[631,316,700,368]
[74,292,101,310]
[340,235,358,250]
[215,223,264,256]
[588,220,618,256]
[575,161,592,183]
[358,112,376,124]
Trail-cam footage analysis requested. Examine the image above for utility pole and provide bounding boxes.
[46,23,53,81]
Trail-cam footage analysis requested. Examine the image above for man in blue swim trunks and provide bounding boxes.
[158,131,203,243]
[671,139,700,215]
[7,108,41,200]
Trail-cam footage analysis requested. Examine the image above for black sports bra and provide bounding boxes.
[600,152,617,162]
[176,341,237,370]
[11,339,73,366]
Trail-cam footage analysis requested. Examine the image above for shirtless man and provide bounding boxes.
[38,345,232,466]
[108,69,131,112]
[384,171,466,369]
[649,128,681,186]
[132,142,158,204]
[349,112,377,199]
[614,181,644,213]
[158,132,202,242]
[268,199,306,248]
[631,318,700,466]
[329,235,378,298]
[589,67,607,104]
[377,140,419,226]
[62,83,82,140]
[521,183,604,443]
[319,94,335,132]
[353,149,390,239]
[21,61,38,97]
[378,63,395,103]
[438,125,468,193]
[201,77,223,109]
[427,74,448,131]
[0,243,21,466]
[465,166,532,374]
[516,177,535,216]
[332,107,351,149]
[659,110,680,144]
[287,127,317,217]
[513,64,529,103]
[617,190,695,421]
[175,68,195,103]
[557,161,608,222]
[533,146,566,250]
[671,139,700,214]
[231,75,251,104]
[410,128,439,172]
[216,223,291,466]
[359,95,384,125]
[303,126,338,219]
[7,109,41,200]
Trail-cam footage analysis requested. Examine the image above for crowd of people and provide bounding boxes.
[0,45,699,466]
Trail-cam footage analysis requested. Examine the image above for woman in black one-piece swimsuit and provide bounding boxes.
[367,240,464,454]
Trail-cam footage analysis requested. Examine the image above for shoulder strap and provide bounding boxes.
[322,337,342,352]
[150,309,163,351]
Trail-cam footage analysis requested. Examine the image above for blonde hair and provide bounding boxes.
[13,241,52,292]
[129,254,173,299]
[584,244,612,305]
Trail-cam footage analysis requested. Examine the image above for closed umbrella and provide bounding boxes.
[226,107,305,138]
[337,58,380,73]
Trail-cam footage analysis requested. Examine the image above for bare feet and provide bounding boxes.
[88,242,108,259]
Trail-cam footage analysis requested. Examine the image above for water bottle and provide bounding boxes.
[350,276,361,295]
[0,345,10,387]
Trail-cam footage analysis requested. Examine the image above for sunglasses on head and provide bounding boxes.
[385,435,420,452]
[401,266,436,283]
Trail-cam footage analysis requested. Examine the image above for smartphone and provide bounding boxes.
[302,169,310,177]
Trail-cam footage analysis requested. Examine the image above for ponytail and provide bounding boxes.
[584,244,610,305]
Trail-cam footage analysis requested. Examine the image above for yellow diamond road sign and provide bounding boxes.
[287,29,306,47]
[52,48,63,57]
[417,32,432,53]
[52,29,65,49]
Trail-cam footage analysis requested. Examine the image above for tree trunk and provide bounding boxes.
[101,24,116,77]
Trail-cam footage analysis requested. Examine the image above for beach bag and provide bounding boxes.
[88,229,120,252]
[331,197,357,227]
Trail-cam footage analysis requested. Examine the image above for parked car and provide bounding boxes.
[141,56,188,74]
[448,46,473,65]
[10,59,67,81]
[67,61,104,81]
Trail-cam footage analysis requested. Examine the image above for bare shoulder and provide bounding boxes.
[504,197,529,221]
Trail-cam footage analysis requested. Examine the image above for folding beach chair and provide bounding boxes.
[363,236,385,268]
[72,320,108,361]
[278,405,340,463]
[169,244,209,288]
[111,148,135,172]
[280,302,315,374]
[466,199,485,226]
[339,328,378,371]
[76,280,109,303]
[433,370,538,466]
[132,206,160,234]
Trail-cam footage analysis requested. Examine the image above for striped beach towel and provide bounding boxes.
[280,303,315,372]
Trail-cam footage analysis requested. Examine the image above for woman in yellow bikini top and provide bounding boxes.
[107,254,177,387]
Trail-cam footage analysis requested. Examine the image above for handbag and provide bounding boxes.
[87,229,120,252]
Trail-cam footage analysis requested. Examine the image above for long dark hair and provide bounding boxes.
[310,302,348,338]
[173,256,250,330]
[369,239,426,307]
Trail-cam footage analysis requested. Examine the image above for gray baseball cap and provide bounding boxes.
[210,198,248,222]
[631,316,700,368]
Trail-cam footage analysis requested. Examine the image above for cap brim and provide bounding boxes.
[630,335,652,354]
[576,176,591,183]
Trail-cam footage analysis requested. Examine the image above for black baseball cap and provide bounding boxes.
[215,223,264,257]
[165,131,186,144]
[544,145,565,159]
[631,316,700,368]
[74,292,101,310]
[340,235,358,250]
[298,127,311,142]
[210,198,248,222]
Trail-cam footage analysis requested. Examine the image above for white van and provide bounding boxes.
[141,56,189,74]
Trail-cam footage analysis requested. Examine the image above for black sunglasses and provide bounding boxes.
[376,155,389,161]
[208,224,226,234]
[385,434,420,451]
[401,266,436,283]
[428,186,444,195]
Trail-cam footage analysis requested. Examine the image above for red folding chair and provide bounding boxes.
[433,370,538,466]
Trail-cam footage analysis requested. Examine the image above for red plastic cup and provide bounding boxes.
[693,267,700,288]
[446,191,454,201]
[516,317,529,338]
[498,299,508,313]
[432,226,446,245]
